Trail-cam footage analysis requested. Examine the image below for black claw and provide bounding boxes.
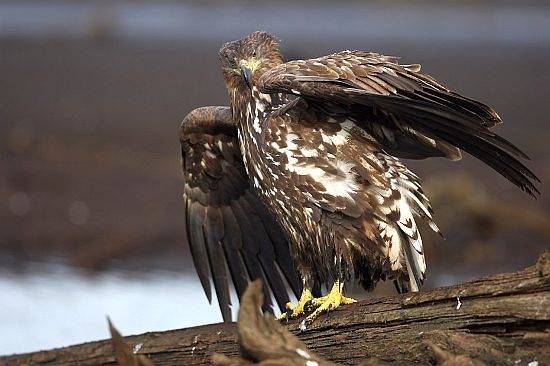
[304,300,315,313]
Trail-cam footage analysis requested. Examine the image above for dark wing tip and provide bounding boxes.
[185,200,213,303]
[181,108,298,320]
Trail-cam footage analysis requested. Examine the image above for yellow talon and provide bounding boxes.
[277,281,356,323]
[277,288,314,320]
[306,281,356,323]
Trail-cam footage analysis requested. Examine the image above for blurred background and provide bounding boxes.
[1,0,549,356]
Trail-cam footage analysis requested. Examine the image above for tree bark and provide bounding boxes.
[3,250,549,366]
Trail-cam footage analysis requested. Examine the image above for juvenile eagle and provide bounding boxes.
[181,31,539,323]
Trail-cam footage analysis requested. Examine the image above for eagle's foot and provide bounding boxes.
[277,288,314,320]
[305,281,356,323]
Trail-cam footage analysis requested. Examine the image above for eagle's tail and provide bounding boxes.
[401,228,423,292]
[392,229,424,294]
[381,155,440,293]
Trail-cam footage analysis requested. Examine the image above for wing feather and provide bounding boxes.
[203,206,231,321]
[244,190,302,297]
[258,51,539,196]
[238,194,290,311]
[185,200,211,302]
[181,106,301,321]
[219,205,249,300]
[230,198,274,313]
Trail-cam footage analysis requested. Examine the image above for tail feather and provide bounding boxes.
[381,156,438,293]
[396,200,425,293]
[401,231,422,292]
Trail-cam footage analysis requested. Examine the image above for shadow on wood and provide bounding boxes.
[2,250,549,366]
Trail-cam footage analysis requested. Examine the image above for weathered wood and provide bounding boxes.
[212,281,490,366]
[3,251,549,366]
[107,318,153,366]
[212,280,338,366]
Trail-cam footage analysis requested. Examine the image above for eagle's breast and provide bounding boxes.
[236,88,435,287]
[242,88,372,214]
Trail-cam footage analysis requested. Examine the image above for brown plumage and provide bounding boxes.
[181,31,539,322]
[180,106,302,321]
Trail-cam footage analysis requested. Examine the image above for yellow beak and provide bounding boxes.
[239,59,261,89]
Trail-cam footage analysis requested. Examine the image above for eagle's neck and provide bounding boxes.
[232,86,271,145]
[237,87,270,135]
[231,86,273,187]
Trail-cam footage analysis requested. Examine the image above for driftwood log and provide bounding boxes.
[2,250,549,366]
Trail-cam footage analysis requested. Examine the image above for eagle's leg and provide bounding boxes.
[276,288,314,320]
[305,280,356,323]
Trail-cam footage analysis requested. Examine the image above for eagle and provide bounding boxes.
[180,31,539,323]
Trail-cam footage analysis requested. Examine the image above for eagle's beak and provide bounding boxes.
[240,64,253,89]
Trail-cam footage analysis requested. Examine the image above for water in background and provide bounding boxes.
[0,263,231,355]
[1,1,549,44]
[1,261,470,356]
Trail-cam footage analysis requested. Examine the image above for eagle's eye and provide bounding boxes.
[252,50,257,57]
[226,56,237,69]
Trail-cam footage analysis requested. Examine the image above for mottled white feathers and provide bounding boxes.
[241,83,439,293]
[380,155,439,291]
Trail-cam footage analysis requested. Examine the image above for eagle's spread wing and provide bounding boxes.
[258,51,539,196]
[180,106,301,321]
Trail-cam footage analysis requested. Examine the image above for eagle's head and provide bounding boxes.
[219,31,284,95]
